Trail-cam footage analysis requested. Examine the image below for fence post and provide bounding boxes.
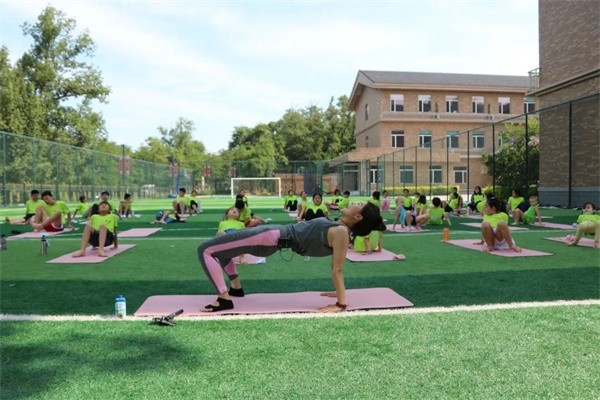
[2,133,6,206]
[492,126,496,194]
[525,113,529,194]
[568,101,573,208]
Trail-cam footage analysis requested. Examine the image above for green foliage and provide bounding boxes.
[483,118,540,199]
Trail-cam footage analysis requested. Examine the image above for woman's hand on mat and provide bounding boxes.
[318,303,345,313]
[319,292,336,297]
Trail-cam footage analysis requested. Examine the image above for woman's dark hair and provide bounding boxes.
[474,186,482,194]
[582,202,598,211]
[418,194,427,204]
[224,206,237,220]
[234,199,245,210]
[372,191,381,200]
[432,197,442,207]
[513,189,521,196]
[235,194,244,200]
[79,195,86,202]
[334,189,340,195]
[350,202,386,237]
[312,193,322,200]
[487,197,508,214]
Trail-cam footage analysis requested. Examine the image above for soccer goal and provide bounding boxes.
[231,177,282,198]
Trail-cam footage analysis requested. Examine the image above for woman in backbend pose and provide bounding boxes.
[197,202,386,313]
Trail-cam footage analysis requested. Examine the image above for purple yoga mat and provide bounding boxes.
[346,249,406,262]
[46,244,136,264]
[446,239,552,257]
[134,288,414,316]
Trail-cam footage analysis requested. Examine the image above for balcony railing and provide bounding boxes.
[528,68,540,90]
[381,111,525,122]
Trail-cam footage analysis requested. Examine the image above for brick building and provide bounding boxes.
[330,71,530,195]
[528,0,600,206]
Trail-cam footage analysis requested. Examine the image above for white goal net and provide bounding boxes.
[231,177,282,198]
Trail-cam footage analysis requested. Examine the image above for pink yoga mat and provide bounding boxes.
[118,228,161,237]
[134,287,413,316]
[385,224,429,233]
[447,239,552,257]
[346,249,405,262]
[46,244,136,264]
[537,222,575,230]
[544,237,597,248]
[461,222,528,231]
[9,228,75,239]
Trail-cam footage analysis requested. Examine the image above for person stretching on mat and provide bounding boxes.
[197,201,386,313]
[73,201,118,258]
[475,197,521,253]
[566,202,600,248]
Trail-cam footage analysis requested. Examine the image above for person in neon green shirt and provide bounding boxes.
[476,197,521,253]
[466,186,484,215]
[422,197,451,226]
[567,202,600,248]
[283,190,298,211]
[172,188,190,214]
[218,207,246,234]
[73,201,118,258]
[368,191,381,208]
[327,189,344,212]
[5,189,45,225]
[512,196,542,225]
[353,230,382,254]
[72,194,90,220]
[118,193,133,218]
[235,195,266,227]
[29,190,72,232]
[506,189,525,213]
[298,193,328,221]
[337,191,351,211]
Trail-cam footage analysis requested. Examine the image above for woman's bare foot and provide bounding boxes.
[510,245,522,252]
[319,291,336,297]
[72,250,86,258]
[394,254,406,260]
[97,251,107,257]
[483,245,494,253]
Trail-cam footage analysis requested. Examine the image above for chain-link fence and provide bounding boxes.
[1,95,597,207]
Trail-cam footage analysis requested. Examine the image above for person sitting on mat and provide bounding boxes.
[297,191,309,218]
[353,229,383,255]
[73,201,118,258]
[368,191,381,209]
[5,189,45,225]
[29,191,73,232]
[512,195,542,225]
[475,197,521,253]
[466,186,484,215]
[506,189,526,215]
[381,190,390,211]
[150,210,187,224]
[197,201,386,313]
[327,189,343,212]
[443,187,463,217]
[566,202,600,248]
[189,190,202,213]
[118,193,133,218]
[338,190,351,211]
[217,206,247,263]
[422,197,451,226]
[72,194,90,221]
[412,194,429,229]
[172,187,190,215]
[283,190,299,212]
[392,189,413,230]
[235,196,266,227]
[298,193,329,221]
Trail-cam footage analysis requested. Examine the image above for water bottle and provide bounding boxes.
[41,235,48,256]
[0,235,7,251]
[443,228,450,242]
[115,295,126,318]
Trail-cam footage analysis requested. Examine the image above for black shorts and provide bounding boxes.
[89,231,114,247]
[23,213,35,221]
[444,204,454,213]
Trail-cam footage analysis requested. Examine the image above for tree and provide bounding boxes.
[483,118,540,199]
[15,6,110,147]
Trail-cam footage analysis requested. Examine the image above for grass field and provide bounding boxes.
[1,197,599,399]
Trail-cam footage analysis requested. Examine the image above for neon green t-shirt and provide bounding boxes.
[416,202,426,214]
[402,196,413,208]
[507,196,524,211]
[353,230,382,253]
[476,201,485,213]
[368,198,381,208]
[524,204,538,224]
[483,212,509,228]
[218,219,246,233]
[449,197,460,210]
[238,208,252,223]
[43,200,70,223]
[90,213,118,232]
[307,204,328,215]
[25,199,45,214]
[338,197,350,210]
[576,214,600,224]
[284,195,297,206]
[331,195,343,204]
[74,202,89,215]
[427,207,444,225]
[176,195,191,206]
[472,194,484,204]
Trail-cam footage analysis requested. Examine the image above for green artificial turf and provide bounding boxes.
[2,305,599,399]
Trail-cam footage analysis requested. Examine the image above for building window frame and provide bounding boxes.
[429,165,442,184]
[364,104,369,120]
[419,130,432,148]
[391,130,405,148]
[498,97,511,114]
[446,95,459,113]
[399,165,414,184]
[524,97,536,113]
[390,94,404,112]
[446,131,459,148]
[454,166,467,184]
[370,168,379,184]
[472,131,485,149]
[418,94,432,112]
[472,96,485,113]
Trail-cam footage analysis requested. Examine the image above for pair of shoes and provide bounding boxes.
[203,298,234,312]
[228,287,245,297]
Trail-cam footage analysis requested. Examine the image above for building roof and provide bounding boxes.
[349,70,530,109]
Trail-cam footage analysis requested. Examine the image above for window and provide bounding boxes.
[429,165,442,184]
[446,131,459,148]
[418,95,432,112]
[498,97,511,114]
[446,95,459,113]
[391,130,405,148]
[365,135,369,148]
[454,166,467,184]
[524,97,536,113]
[370,168,379,184]
[472,131,485,148]
[365,104,369,120]
[390,94,404,112]
[400,166,414,184]
[472,96,485,113]
[419,130,432,148]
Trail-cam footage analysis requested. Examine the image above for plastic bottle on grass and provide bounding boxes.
[442,228,450,242]
[41,235,48,255]
[115,295,126,318]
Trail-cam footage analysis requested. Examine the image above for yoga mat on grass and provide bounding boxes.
[447,239,552,257]
[536,222,575,230]
[346,249,405,262]
[9,228,75,239]
[385,224,429,233]
[461,222,528,231]
[544,236,597,248]
[46,244,136,264]
[288,212,298,218]
[134,287,413,316]
[118,228,161,237]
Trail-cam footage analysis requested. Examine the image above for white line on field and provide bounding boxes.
[1,299,598,322]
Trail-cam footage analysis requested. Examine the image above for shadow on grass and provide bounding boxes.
[0,323,205,399]
[1,267,598,315]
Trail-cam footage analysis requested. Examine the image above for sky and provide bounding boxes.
[0,0,539,153]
